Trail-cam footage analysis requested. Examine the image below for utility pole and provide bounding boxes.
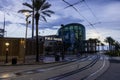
[3,12,5,37]
[32,0,34,39]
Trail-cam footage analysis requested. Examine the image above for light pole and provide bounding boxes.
[5,42,10,63]
[23,12,31,44]
[23,12,31,63]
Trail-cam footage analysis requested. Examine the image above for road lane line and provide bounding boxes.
[83,56,106,80]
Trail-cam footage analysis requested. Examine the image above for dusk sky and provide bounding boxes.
[0,0,120,42]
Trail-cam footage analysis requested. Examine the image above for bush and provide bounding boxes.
[105,51,120,57]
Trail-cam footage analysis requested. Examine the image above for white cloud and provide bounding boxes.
[0,0,120,42]
[6,24,32,38]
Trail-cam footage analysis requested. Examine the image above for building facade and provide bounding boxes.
[58,23,86,53]
[0,37,44,63]
[43,35,63,55]
[0,38,25,62]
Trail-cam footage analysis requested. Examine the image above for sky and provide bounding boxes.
[0,0,120,42]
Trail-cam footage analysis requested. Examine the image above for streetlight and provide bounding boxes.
[5,42,10,63]
[23,12,31,63]
[23,12,31,45]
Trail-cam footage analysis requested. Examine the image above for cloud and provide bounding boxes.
[6,23,32,38]
[0,0,120,42]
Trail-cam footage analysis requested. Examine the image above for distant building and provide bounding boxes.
[58,23,86,53]
[0,23,98,63]
[0,29,4,37]
[43,35,63,55]
[0,35,62,63]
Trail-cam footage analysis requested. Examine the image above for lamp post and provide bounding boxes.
[5,42,10,63]
[23,12,31,63]
[23,12,31,45]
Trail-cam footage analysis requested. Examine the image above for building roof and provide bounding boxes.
[60,23,85,29]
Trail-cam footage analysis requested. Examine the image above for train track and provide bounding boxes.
[0,55,89,79]
[47,55,100,80]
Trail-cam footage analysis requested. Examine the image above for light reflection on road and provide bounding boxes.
[0,73,16,79]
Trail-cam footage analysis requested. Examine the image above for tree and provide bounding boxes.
[34,0,54,62]
[88,38,97,53]
[105,37,115,51]
[115,41,120,51]
[101,43,104,51]
[19,0,54,62]
[97,39,100,52]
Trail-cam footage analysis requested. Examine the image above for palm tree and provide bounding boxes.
[105,37,115,51]
[115,41,120,50]
[97,39,100,52]
[34,0,54,62]
[101,43,104,51]
[88,38,97,53]
[19,0,54,62]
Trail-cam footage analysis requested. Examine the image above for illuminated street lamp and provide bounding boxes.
[23,12,31,63]
[23,12,31,45]
[5,42,10,63]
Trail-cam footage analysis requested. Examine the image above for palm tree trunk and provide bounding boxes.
[109,42,111,51]
[35,12,40,62]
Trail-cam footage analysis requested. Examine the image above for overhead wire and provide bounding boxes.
[0,0,107,39]
[62,0,105,40]
[83,0,100,22]
[62,0,99,33]
[64,0,84,9]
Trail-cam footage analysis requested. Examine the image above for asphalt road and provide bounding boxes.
[0,54,110,80]
[97,58,120,80]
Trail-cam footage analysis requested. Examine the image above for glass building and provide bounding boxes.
[58,23,86,52]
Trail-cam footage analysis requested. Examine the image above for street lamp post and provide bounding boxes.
[5,42,10,63]
[23,12,31,63]
[24,12,31,44]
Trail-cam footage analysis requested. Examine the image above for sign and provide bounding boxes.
[45,37,62,41]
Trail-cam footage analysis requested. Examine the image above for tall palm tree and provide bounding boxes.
[97,39,100,52]
[115,41,120,51]
[88,38,97,53]
[101,43,104,51]
[105,37,115,51]
[19,0,54,62]
[34,0,54,62]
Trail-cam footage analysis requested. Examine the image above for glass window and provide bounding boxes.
[70,26,73,30]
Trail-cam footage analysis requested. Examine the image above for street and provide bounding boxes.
[0,54,110,80]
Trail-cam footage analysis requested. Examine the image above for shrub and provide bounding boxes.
[105,51,120,57]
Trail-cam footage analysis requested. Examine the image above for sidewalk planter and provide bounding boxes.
[12,57,17,65]
[55,55,60,61]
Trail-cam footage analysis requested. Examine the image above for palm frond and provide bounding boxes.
[41,15,47,22]
[42,12,51,17]
[18,10,33,13]
[34,0,43,11]
[42,10,54,14]
[41,2,51,10]
[23,2,33,9]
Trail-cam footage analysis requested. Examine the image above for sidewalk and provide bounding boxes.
[0,55,78,66]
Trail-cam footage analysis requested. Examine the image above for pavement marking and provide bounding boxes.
[47,55,100,80]
[83,56,106,80]
[14,56,90,76]
[0,55,94,79]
